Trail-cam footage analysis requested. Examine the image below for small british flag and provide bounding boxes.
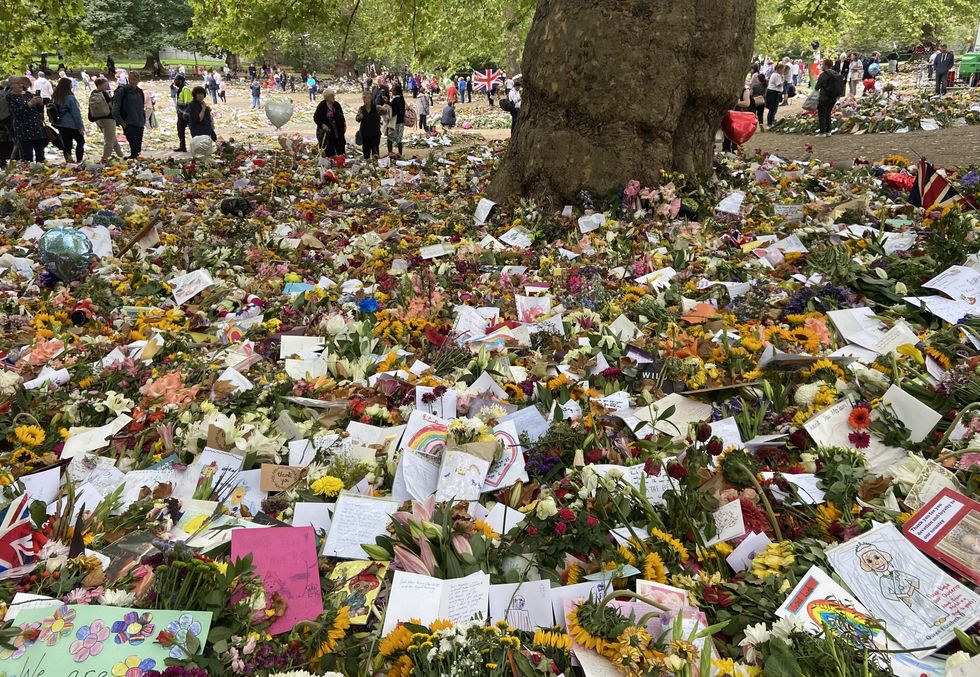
[471,69,502,92]
[0,494,36,580]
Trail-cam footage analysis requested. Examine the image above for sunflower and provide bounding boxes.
[786,327,821,354]
[310,605,351,661]
[429,618,452,631]
[564,563,584,585]
[847,406,871,430]
[649,528,690,563]
[669,638,700,662]
[532,627,572,652]
[924,346,953,370]
[9,447,39,466]
[13,425,45,448]
[567,598,628,659]
[642,552,667,583]
[616,544,637,566]
[379,623,414,656]
[388,654,413,677]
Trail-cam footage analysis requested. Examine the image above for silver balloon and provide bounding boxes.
[189,135,215,159]
[265,100,294,129]
[36,227,94,282]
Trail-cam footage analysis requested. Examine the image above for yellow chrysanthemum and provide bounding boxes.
[310,475,344,497]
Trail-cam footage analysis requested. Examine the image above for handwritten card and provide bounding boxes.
[259,464,306,492]
[382,570,491,634]
[322,494,399,559]
[436,449,491,502]
[169,269,214,305]
[232,527,323,634]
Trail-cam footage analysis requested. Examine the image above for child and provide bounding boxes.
[218,80,227,104]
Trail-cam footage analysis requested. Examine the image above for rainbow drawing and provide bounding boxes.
[407,424,448,456]
[806,599,881,642]
[485,429,520,488]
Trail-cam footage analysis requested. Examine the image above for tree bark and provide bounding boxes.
[488,0,756,205]
[143,49,161,71]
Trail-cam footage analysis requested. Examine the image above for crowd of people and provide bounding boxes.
[1,57,530,168]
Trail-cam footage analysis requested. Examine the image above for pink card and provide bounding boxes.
[231,526,324,634]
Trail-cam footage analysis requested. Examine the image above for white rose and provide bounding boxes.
[535,496,558,520]
[0,370,22,395]
[325,315,346,335]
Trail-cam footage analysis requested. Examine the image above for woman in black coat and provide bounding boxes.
[355,92,381,159]
[187,86,216,141]
[313,89,346,157]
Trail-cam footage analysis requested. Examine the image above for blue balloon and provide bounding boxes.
[868,63,880,76]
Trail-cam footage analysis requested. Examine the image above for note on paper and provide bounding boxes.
[382,570,491,634]
[232,527,323,634]
[322,494,399,559]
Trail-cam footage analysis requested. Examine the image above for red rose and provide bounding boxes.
[557,508,576,522]
[586,516,598,527]
[696,422,712,442]
[706,437,724,456]
[527,526,538,536]
[667,462,688,480]
[554,522,568,535]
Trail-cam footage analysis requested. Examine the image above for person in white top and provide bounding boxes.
[34,73,53,103]
[765,64,786,127]
[507,81,522,135]
[790,60,800,85]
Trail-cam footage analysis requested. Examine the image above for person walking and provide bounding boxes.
[447,79,457,105]
[106,55,115,77]
[0,79,17,167]
[749,67,767,128]
[173,74,193,152]
[187,86,217,141]
[307,74,317,102]
[387,84,406,156]
[249,79,262,109]
[205,70,219,104]
[814,59,841,138]
[457,76,467,104]
[51,77,85,163]
[886,50,899,74]
[415,90,430,132]
[847,53,863,98]
[34,71,53,104]
[313,89,346,157]
[355,92,381,160]
[466,76,473,102]
[934,44,953,95]
[6,77,47,162]
[111,71,146,159]
[88,77,123,162]
[764,63,784,128]
[218,79,227,103]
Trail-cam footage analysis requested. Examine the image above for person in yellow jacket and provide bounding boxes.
[173,73,193,153]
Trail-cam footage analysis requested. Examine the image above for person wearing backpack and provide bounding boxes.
[89,78,122,162]
[52,77,85,163]
[111,71,146,159]
[173,74,193,152]
[813,59,841,138]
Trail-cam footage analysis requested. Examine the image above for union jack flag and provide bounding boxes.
[471,69,502,92]
[908,158,962,212]
[0,494,36,580]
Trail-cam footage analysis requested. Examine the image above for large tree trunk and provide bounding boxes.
[143,49,161,72]
[488,0,755,205]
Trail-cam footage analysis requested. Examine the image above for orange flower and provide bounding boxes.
[848,406,871,430]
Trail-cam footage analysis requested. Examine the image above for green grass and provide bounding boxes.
[77,58,225,71]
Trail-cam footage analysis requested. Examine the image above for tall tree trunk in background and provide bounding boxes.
[505,0,520,73]
[489,0,755,205]
[143,49,160,71]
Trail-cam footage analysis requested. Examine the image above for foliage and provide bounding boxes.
[81,0,206,62]
[0,0,89,74]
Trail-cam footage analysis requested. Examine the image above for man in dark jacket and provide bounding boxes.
[813,59,841,138]
[934,44,954,95]
[111,71,146,159]
[6,77,47,162]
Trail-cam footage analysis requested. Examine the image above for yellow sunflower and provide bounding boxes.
[532,627,572,652]
[649,528,690,563]
[13,425,45,448]
[310,605,351,661]
[642,552,667,583]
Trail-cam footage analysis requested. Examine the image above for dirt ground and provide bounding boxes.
[71,79,980,168]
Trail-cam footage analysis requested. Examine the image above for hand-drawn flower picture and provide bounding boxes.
[0,621,41,660]
[111,655,156,677]
[69,619,110,661]
[164,613,203,659]
[40,605,77,645]
[111,611,155,645]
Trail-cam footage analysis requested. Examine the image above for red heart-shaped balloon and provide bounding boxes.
[721,111,758,146]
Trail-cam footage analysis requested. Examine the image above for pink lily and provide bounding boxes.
[393,544,432,576]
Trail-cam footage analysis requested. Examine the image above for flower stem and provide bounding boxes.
[733,462,783,541]
[598,589,670,613]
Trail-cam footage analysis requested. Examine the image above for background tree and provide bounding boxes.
[0,0,88,73]
[489,0,757,204]
[82,0,203,70]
